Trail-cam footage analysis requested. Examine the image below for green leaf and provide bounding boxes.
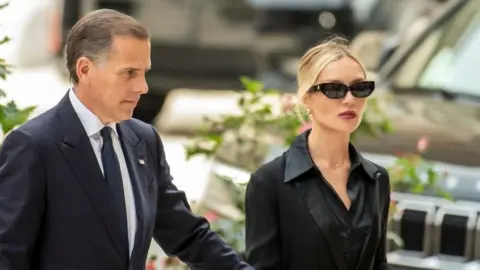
[435,187,453,200]
[239,76,264,93]
[0,102,37,134]
[411,183,425,193]
[237,96,245,107]
[0,36,10,45]
[221,115,245,130]
[382,120,394,133]
[206,133,223,144]
[185,145,216,160]
[427,168,437,186]
[0,62,12,80]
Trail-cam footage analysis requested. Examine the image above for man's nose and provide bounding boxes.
[136,76,149,94]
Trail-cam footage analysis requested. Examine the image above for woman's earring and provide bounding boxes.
[306,108,312,115]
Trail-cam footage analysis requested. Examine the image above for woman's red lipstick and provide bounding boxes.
[338,110,357,120]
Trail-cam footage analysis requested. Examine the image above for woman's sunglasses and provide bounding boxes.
[309,81,375,99]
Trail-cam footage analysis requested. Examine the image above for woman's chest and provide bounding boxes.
[276,179,379,245]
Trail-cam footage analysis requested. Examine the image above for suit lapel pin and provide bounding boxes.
[138,159,145,165]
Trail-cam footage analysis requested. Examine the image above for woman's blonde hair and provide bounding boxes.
[296,36,366,106]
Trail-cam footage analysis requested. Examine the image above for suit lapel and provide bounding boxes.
[55,94,126,263]
[117,122,150,264]
[294,178,347,270]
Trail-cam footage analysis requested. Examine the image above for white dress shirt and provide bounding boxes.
[69,89,137,256]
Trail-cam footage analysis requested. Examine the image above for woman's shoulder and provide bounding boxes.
[249,152,287,187]
[359,156,391,190]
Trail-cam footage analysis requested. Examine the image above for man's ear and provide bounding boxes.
[76,56,93,83]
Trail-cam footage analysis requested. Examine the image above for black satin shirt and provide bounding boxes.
[311,145,373,270]
[245,130,392,270]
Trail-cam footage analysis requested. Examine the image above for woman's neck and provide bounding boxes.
[307,125,350,168]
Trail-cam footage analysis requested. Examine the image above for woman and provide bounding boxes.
[245,37,392,270]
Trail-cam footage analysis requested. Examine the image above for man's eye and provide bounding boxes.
[126,70,136,77]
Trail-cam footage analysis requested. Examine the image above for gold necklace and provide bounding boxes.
[317,157,350,170]
[332,157,350,169]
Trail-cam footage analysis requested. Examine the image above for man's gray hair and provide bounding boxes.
[65,9,150,84]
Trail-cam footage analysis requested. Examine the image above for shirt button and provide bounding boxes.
[343,252,349,258]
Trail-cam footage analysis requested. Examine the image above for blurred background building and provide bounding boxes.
[2,0,480,269]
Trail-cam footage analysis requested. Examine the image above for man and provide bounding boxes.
[0,9,252,270]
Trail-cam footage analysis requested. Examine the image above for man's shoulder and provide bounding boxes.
[122,118,157,141]
[0,107,58,154]
[14,107,58,141]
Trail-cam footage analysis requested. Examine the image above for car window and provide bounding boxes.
[393,1,480,96]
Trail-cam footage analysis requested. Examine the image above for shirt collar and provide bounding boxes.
[69,89,117,137]
[283,129,378,182]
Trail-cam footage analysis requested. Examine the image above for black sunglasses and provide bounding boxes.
[309,81,375,99]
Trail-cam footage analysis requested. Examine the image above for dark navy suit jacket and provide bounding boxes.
[0,94,251,270]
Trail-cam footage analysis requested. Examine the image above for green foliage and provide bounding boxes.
[0,4,11,98]
[0,101,36,135]
[0,2,36,138]
[389,152,452,200]
[185,76,288,170]
[208,175,247,252]
[182,76,449,255]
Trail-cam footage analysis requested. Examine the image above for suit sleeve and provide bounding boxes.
[149,127,252,270]
[0,130,45,270]
[375,169,394,270]
[245,171,281,269]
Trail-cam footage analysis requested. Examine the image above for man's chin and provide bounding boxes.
[115,111,134,123]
